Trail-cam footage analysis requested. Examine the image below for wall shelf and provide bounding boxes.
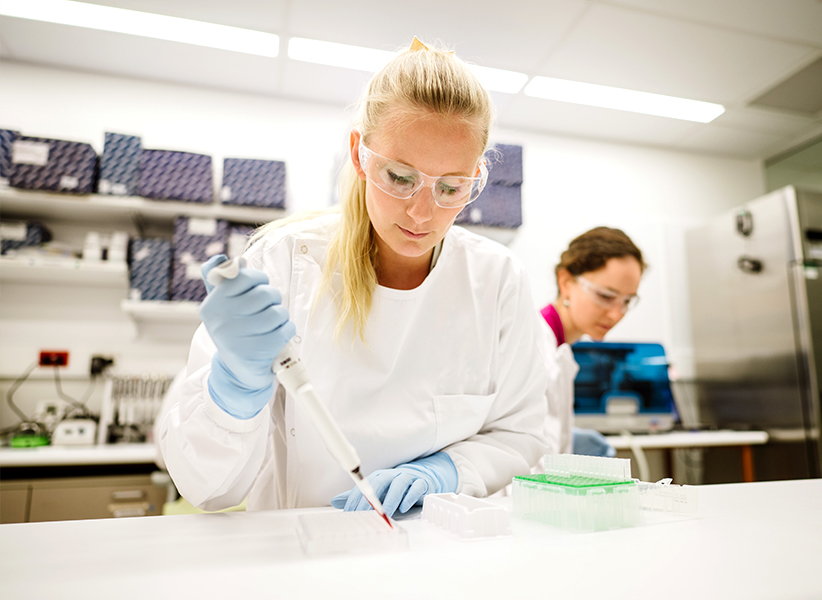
[120,299,201,323]
[0,255,128,285]
[0,187,286,228]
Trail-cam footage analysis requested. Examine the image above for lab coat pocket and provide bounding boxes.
[431,392,497,453]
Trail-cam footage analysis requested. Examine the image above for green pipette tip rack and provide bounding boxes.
[512,454,641,532]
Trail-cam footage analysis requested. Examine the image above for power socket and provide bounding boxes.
[39,350,69,367]
[90,355,114,376]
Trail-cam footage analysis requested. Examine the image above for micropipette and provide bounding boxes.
[206,257,393,529]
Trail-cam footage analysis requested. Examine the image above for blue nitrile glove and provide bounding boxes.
[199,254,296,419]
[330,452,458,517]
[573,427,617,457]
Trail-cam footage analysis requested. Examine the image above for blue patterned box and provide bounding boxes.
[484,143,522,186]
[171,216,227,302]
[139,149,213,203]
[99,132,142,196]
[455,183,522,229]
[129,238,171,301]
[9,136,97,194]
[0,220,50,255]
[220,158,286,208]
[0,129,20,185]
[227,223,255,258]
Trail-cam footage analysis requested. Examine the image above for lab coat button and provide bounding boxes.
[294,335,301,343]
[300,245,308,254]
[290,428,296,436]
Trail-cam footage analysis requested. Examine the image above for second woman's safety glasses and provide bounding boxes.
[576,276,640,314]
[358,138,487,209]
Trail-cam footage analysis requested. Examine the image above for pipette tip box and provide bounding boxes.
[422,493,511,539]
[512,454,640,532]
[296,511,407,556]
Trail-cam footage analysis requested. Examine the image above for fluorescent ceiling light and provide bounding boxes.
[289,38,527,94]
[289,38,394,72]
[0,0,279,57]
[524,76,725,123]
[468,65,528,94]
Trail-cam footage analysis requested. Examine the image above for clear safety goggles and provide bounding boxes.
[576,276,640,314]
[358,138,488,209]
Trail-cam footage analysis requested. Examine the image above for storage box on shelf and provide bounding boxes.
[221,158,286,208]
[98,132,142,197]
[8,136,97,195]
[454,143,523,245]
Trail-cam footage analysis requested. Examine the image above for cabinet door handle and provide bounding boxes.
[108,502,149,518]
[738,256,763,274]
[112,490,145,501]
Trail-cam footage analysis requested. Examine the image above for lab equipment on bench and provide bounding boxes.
[572,341,676,433]
[206,257,393,529]
[512,454,696,532]
[98,373,171,444]
[421,493,511,539]
[51,418,97,445]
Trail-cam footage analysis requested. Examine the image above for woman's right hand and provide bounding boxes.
[199,255,296,419]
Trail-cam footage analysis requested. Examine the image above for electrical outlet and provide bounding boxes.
[39,350,69,367]
[90,355,114,376]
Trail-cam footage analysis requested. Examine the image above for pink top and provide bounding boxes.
[539,303,565,346]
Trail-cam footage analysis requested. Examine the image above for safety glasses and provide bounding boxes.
[358,137,487,209]
[576,276,639,314]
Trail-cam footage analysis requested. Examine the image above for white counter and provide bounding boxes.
[0,443,159,467]
[1,478,820,600]
[606,429,769,450]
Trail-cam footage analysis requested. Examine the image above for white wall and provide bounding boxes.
[0,61,765,426]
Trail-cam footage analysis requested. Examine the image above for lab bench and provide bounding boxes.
[605,429,769,483]
[1,478,820,600]
[0,443,167,524]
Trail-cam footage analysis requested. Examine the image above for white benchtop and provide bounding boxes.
[1,478,820,600]
[0,443,159,467]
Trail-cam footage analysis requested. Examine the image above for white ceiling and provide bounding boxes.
[1,0,821,159]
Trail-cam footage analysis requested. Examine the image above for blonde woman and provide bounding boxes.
[159,39,551,517]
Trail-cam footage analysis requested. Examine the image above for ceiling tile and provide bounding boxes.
[279,60,372,108]
[80,0,286,33]
[285,0,589,73]
[714,105,819,137]
[538,3,817,104]
[604,0,822,47]
[497,94,700,146]
[672,123,785,157]
[0,18,283,97]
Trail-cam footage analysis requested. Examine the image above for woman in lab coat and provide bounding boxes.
[542,227,645,456]
[158,38,552,516]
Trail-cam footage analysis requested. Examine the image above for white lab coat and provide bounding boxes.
[158,214,550,511]
[543,324,577,455]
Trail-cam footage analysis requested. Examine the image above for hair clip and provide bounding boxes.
[410,36,454,54]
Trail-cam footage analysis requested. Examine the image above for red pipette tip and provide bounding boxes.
[365,498,394,529]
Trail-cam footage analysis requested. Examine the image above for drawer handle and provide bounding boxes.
[112,490,145,501]
[108,502,149,518]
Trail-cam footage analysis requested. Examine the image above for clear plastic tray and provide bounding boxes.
[421,493,511,539]
[638,478,698,513]
[296,511,408,556]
